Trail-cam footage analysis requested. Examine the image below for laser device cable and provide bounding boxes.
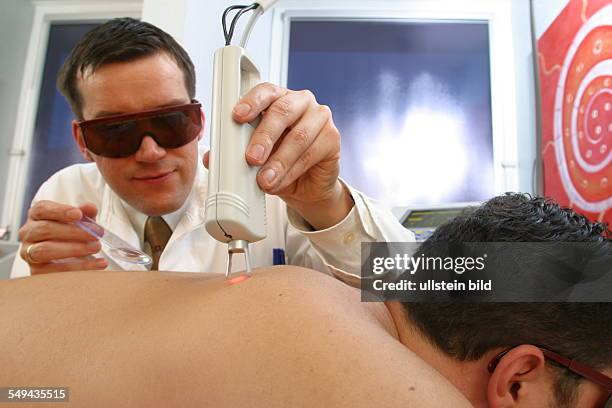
[222,3,259,46]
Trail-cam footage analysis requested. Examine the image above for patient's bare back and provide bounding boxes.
[0,267,470,407]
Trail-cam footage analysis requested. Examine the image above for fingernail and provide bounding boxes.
[247,144,265,161]
[233,103,251,116]
[261,168,277,184]
[88,241,101,250]
[66,209,81,219]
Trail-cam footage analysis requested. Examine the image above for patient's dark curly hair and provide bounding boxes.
[428,193,609,242]
[402,193,611,407]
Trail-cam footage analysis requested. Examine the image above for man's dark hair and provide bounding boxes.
[57,17,196,119]
[402,193,611,407]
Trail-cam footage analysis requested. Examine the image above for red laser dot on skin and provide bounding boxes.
[226,275,251,285]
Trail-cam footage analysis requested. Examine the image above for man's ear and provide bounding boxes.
[72,120,93,162]
[198,110,206,141]
[486,345,548,408]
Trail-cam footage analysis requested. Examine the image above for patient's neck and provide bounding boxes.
[384,302,489,407]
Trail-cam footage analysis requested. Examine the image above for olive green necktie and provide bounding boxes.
[144,216,172,270]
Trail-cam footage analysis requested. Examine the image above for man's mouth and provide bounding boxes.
[132,170,176,182]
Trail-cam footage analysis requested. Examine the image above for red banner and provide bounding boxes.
[537,0,611,225]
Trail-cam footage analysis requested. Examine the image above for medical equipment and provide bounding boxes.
[205,1,278,279]
[74,216,152,268]
[400,205,471,241]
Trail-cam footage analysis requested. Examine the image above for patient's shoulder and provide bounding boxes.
[224,266,473,407]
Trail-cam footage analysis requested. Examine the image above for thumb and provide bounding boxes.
[79,202,99,220]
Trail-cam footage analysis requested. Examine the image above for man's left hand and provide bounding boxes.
[204,83,354,230]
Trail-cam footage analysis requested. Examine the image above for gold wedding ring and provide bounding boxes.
[25,243,42,264]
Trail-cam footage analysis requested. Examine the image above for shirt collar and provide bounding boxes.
[120,191,191,248]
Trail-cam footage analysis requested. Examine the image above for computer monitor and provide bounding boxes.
[400,204,472,241]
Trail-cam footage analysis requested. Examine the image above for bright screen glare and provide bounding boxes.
[288,21,495,207]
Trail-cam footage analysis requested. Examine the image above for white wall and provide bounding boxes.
[142,0,187,43]
[532,0,570,38]
[511,0,538,193]
[0,0,35,221]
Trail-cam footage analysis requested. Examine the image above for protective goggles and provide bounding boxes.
[77,100,203,158]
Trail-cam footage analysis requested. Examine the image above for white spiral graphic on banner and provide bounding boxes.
[553,5,611,213]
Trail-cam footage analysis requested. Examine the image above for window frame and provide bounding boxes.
[1,0,142,242]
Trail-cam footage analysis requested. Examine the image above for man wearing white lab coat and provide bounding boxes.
[11,154,411,277]
[11,18,412,278]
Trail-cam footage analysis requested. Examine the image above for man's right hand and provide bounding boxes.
[18,201,108,275]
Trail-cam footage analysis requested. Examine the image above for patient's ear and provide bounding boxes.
[486,345,550,408]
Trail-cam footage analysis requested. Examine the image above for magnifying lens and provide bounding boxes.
[74,216,152,267]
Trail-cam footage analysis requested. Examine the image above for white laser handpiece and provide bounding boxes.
[205,45,267,277]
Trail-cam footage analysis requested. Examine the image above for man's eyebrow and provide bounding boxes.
[92,98,190,118]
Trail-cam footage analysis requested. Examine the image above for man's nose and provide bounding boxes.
[134,135,166,162]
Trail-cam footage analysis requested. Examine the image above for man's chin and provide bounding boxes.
[126,195,186,217]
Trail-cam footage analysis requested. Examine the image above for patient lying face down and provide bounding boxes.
[1,194,610,408]
[1,267,469,407]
